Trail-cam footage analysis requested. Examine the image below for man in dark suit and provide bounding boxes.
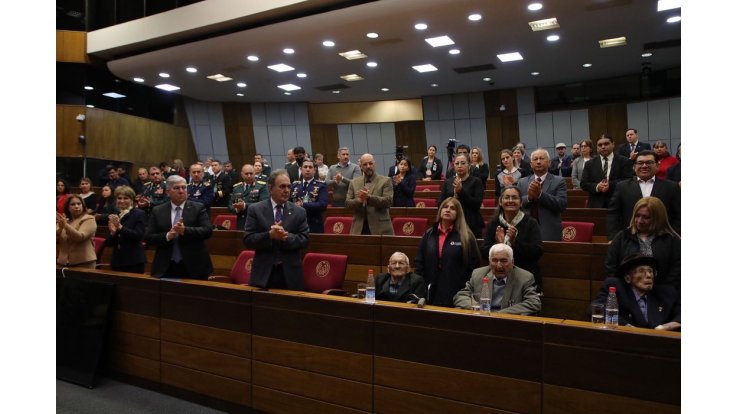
[289,159,328,233]
[581,134,633,208]
[375,252,427,302]
[517,149,568,242]
[616,128,651,160]
[286,146,306,182]
[244,169,310,290]
[209,159,232,207]
[606,150,681,239]
[144,175,213,279]
[549,142,573,177]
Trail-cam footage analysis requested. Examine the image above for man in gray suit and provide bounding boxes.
[517,148,568,241]
[346,153,394,235]
[454,243,541,315]
[244,169,310,290]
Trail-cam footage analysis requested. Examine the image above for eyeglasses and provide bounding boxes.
[635,161,656,166]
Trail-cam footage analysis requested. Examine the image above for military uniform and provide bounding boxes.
[188,180,214,210]
[229,180,268,230]
[138,181,169,216]
[210,172,232,207]
[255,173,268,182]
[289,178,328,233]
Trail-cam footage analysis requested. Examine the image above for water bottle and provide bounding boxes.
[365,269,376,304]
[605,286,619,329]
[480,277,492,314]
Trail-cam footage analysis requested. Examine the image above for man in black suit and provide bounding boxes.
[244,169,310,290]
[144,175,213,279]
[581,134,633,208]
[286,146,306,182]
[606,150,681,239]
[617,128,651,160]
[209,159,232,207]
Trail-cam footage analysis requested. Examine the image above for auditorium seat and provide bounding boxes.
[413,198,437,208]
[302,252,348,295]
[208,250,255,284]
[415,184,440,192]
[93,237,105,258]
[213,214,238,230]
[324,216,353,234]
[392,217,428,237]
[481,198,497,208]
[560,221,595,242]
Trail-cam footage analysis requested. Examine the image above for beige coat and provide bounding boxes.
[345,174,394,235]
[57,214,97,267]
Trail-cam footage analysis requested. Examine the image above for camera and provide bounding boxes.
[446,138,457,156]
[395,145,407,161]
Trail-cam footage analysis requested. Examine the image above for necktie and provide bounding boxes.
[244,184,250,193]
[631,144,636,153]
[171,206,182,263]
[275,204,283,222]
[602,156,609,178]
[639,296,648,322]
[530,177,541,220]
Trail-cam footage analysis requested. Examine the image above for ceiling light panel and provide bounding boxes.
[413,64,438,73]
[657,0,681,11]
[267,64,295,72]
[340,74,364,81]
[155,84,180,91]
[425,35,455,47]
[497,52,524,62]
[207,73,233,81]
[667,16,681,23]
[103,92,126,98]
[599,36,627,48]
[528,17,559,31]
[278,84,301,91]
[338,50,367,60]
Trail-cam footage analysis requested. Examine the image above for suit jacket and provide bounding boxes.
[286,163,301,183]
[419,157,443,180]
[453,266,541,315]
[290,178,328,233]
[606,230,680,291]
[392,174,416,207]
[210,172,232,207]
[144,201,213,279]
[104,208,146,270]
[592,277,680,329]
[550,155,573,177]
[438,175,484,238]
[607,178,681,239]
[346,174,394,235]
[481,214,543,286]
[617,141,651,158]
[580,154,633,208]
[243,200,310,290]
[517,174,568,241]
[375,272,427,302]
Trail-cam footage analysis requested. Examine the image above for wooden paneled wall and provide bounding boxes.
[485,89,521,165]
[222,102,256,170]
[57,105,198,175]
[309,124,340,163]
[56,30,90,63]
[588,103,629,144]
[394,121,427,166]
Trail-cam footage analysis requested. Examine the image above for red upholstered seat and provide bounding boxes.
[93,237,105,258]
[213,214,238,230]
[481,198,497,208]
[413,198,437,208]
[324,216,353,234]
[208,249,255,284]
[392,217,428,237]
[560,221,595,243]
[302,253,348,295]
[415,184,440,192]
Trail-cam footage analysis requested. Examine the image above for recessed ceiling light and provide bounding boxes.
[284,92,292,95]
[338,50,367,60]
[332,90,341,94]
[599,36,627,48]
[415,23,428,30]
[186,67,197,73]
[267,64,295,72]
[528,17,559,31]
[283,48,295,54]
[84,86,94,90]
[547,34,560,42]
[159,72,170,78]
[657,0,681,12]
[413,64,438,73]
[431,83,438,87]
[667,16,681,23]
[449,49,460,55]
[103,92,126,98]
[323,40,335,47]
[425,35,455,47]
[237,82,247,87]
[531,72,540,76]
[381,88,389,92]
[528,3,543,11]
[366,61,378,68]
[642,52,653,57]
[86,105,95,108]
[497,52,524,62]
[206,73,233,82]
[133,77,144,83]
[483,77,492,82]
[247,55,259,62]
[468,13,482,21]
[155,84,180,91]
[297,73,307,78]
[278,84,301,91]
[582,63,593,68]
[366,32,379,39]
[340,74,364,82]
[236,93,244,97]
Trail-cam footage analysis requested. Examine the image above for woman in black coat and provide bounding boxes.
[437,154,484,238]
[105,186,146,273]
[392,158,417,207]
[420,145,443,181]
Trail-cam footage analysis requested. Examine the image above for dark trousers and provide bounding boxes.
[162,260,207,280]
[111,263,145,274]
[267,264,287,289]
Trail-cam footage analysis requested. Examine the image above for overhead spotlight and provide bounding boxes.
[642,52,653,57]
[84,86,93,90]
[133,77,144,83]
[468,14,482,21]
[366,32,379,39]
[366,61,378,68]
[667,16,681,23]
[449,49,460,55]
[186,67,198,73]
[582,63,592,68]
[159,72,170,78]
[528,3,543,11]
[547,35,560,42]
[323,40,335,47]
[247,55,259,62]
[415,23,428,30]
[531,71,540,76]
[283,48,295,54]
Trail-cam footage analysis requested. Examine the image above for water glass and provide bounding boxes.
[591,304,605,327]
[357,283,367,300]
[471,293,482,314]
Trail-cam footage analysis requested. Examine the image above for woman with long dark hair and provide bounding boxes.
[420,145,443,181]
[392,158,416,207]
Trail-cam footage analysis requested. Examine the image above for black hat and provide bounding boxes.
[617,254,659,277]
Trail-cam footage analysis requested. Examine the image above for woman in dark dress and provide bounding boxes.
[78,177,98,215]
[470,147,490,186]
[95,185,119,225]
[105,186,146,273]
[392,158,416,207]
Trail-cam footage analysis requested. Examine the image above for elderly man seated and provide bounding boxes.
[453,243,541,315]
[376,251,427,302]
[591,254,681,331]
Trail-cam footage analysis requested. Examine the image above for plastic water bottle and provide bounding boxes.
[605,286,619,329]
[365,269,376,304]
[480,277,492,314]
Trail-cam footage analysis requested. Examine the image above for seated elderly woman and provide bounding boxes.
[592,253,680,331]
[375,251,427,302]
[453,243,541,315]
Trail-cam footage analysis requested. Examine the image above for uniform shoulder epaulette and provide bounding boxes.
[256,180,267,185]
[144,182,153,186]
[233,181,244,187]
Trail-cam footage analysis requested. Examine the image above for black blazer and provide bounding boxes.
[105,208,146,270]
[375,272,427,302]
[393,174,416,207]
[244,200,310,290]
[144,201,213,279]
[419,157,443,180]
[580,155,633,208]
[607,178,681,239]
[616,141,651,158]
[437,176,484,238]
[481,214,543,285]
[286,163,301,183]
[592,277,680,329]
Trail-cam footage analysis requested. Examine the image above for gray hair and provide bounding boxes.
[489,243,514,261]
[166,174,186,187]
[337,146,350,154]
[267,169,290,187]
[531,148,550,160]
[389,251,410,265]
